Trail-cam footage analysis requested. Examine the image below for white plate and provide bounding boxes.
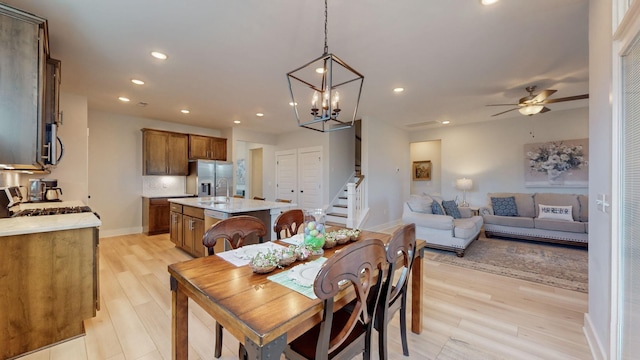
[234,244,277,260]
[288,262,323,287]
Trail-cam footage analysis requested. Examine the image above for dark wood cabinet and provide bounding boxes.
[142,197,171,235]
[189,134,227,161]
[142,129,188,175]
[44,57,61,125]
[169,204,207,257]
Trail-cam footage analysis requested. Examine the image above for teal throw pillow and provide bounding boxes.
[442,200,462,219]
[491,196,518,216]
[431,200,445,215]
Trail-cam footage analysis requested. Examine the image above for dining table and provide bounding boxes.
[168,229,427,360]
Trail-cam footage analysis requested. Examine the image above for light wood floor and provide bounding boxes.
[18,233,591,360]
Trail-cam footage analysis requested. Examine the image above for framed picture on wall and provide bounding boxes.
[524,138,589,187]
[412,160,431,181]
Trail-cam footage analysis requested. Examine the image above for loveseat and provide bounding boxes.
[402,194,483,257]
[479,192,588,246]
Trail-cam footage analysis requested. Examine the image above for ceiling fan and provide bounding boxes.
[487,86,589,117]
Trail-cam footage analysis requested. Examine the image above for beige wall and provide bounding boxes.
[410,140,442,195]
[407,107,589,208]
[88,110,222,237]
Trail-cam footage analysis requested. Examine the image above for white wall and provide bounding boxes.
[586,0,613,358]
[329,126,355,197]
[361,116,411,231]
[407,107,589,207]
[88,110,222,237]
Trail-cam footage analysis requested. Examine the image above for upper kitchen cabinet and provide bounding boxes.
[189,134,227,161]
[0,4,61,170]
[142,129,188,175]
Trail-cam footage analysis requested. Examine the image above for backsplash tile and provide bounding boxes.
[142,176,186,197]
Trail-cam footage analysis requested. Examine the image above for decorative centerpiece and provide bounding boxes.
[294,244,312,261]
[249,251,278,274]
[277,246,297,267]
[323,232,337,249]
[303,209,326,256]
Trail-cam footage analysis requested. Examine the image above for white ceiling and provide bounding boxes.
[4,0,589,134]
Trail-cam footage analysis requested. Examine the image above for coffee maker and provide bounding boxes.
[29,178,61,202]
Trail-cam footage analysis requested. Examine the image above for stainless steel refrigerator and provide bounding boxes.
[186,160,233,197]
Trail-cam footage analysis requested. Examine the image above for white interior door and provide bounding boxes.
[275,150,297,203]
[298,147,322,209]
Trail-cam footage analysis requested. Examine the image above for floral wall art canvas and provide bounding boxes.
[524,138,589,187]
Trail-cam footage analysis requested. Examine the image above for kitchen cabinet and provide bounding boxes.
[0,227,99,359]
[44,57,61,125]
[0,4,49,169]
[142,197,170,235]
[142,129,189,175]
[169,204,207,257]
[189,134,227,161]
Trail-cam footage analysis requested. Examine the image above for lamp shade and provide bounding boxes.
[518,104,544,116]
[456,178,473,190]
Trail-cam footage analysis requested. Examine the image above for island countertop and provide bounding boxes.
[0,201,102,237]
[167,196,295,214]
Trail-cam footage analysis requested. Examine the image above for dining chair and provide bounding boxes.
[233,194,244,198]
[275,198,292,203]
[201,215,267,358]
[253,196,265,201]
[283,238,387,360]
[376,223,417,359]
[273,209,304,239]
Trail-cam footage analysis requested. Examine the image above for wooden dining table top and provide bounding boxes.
[168,228,426,357]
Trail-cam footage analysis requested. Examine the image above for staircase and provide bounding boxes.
[326,187,349,227]
[325,174,366,228]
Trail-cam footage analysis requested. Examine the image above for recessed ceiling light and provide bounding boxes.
[181,109,190,114]
[481,0,499,5]
[118,96,130,102]
[256,113,264,117]
[393,87,405,93]
[441,120,451,125]
[131,79,145,85]
[234,120,241,124]
[151,51,168,60]
[289,102,297,106]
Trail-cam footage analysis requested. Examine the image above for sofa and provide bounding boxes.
[479,192,588,246]
[402,194,483,257]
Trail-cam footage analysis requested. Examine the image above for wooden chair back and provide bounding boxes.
[253,196,265,201]
[201,215,266,255]
[233,195,244,198]
[377,223,417,359]
[314,238,387,356]
[275,198,292,203]
[273,209,304,239]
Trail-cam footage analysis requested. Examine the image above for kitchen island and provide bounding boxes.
[167,197,295,257]
[0,201,101,359]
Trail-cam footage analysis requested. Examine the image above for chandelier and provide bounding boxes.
[287,0,364,132]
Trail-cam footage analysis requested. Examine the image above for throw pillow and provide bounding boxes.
[538,204,574,221]
[441,200,461,219]
[491,196,518,216]
[431,200,445,215]
[407,194,433,213]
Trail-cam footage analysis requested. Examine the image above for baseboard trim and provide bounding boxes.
[584,312,607,360]
[100,226,142,238]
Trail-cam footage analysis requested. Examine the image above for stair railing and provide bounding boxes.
[346,175,365,228]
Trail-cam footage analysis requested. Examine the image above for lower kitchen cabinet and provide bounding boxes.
[0,227,99,359]
[142,197,170,235]
[169,204,207,257]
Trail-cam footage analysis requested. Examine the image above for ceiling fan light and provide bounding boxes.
[519,104,544,116]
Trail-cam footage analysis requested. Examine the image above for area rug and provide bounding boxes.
[427,236,588,293]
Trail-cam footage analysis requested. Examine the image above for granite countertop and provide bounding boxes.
[142,194,196,199]
[168,196,295,214]
[0,200,102,237]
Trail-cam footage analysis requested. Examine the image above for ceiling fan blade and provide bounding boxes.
[532,89,557,103]
[540,107,551,113]
[486,103,519,107]
[491,108,519,117]
[541,94,589,104]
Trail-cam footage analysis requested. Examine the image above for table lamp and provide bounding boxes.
[456,178,473,207]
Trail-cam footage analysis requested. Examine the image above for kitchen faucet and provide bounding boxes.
[216,178,230,202]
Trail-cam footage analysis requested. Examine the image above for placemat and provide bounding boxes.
[267,257,327,299]
[216,242,287,267]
